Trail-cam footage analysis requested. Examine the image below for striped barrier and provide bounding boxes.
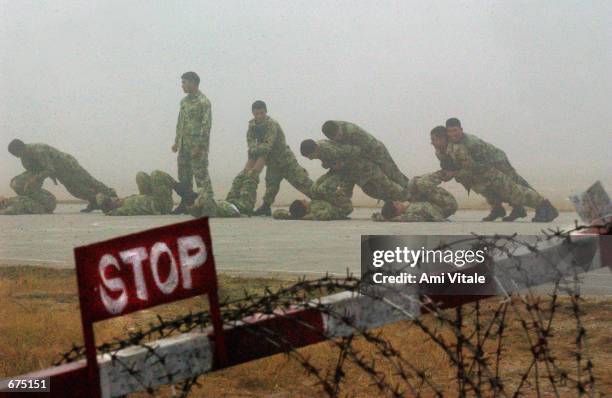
[0,229,609,397]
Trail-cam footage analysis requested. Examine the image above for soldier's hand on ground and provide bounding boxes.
[171,144,178,153]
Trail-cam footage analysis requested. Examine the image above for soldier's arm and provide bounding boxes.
[174,102,183,147]
[246,126,257,157]
[250,123,279,158]
[319,142,361,164]
[200,98,212,137]
[453,145,487,175]
[30,152,56,181]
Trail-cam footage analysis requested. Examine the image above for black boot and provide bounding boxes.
[253,203,272,216]
[502,206,527,222]
[80,201,97,213]
[532,200,559,222]
[482,206,506,221]
[171,192,196,215]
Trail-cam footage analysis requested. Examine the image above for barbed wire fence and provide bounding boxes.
[54,221,610,397]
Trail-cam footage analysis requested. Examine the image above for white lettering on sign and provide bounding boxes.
[150,242,179,294]
[99,254,128,315]
[120,247,149,301]
[97,235,209,315]
[178,235,207,289]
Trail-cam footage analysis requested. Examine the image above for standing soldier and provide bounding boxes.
[8,139,117,212]
[172,71,213,214]
[321,120,410,188]
[248,101,313,216]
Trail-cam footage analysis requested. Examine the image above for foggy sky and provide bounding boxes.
[1,0,610,206]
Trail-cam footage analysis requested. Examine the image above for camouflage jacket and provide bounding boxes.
[331,121,386,159]
[446,142,488,186]
[103,170,175,216]
[372,203,448,222]
[246,116,295,166]
[452,133,508,169]
[190,195,241,218]
[175,91,212,150]
[20,143,80,181]
[273,199,351,221]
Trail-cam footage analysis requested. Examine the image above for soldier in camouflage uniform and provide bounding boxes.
[445,118,544,221]
[273,198,352,221]
[8,139,117,212]
[372,173,457,222]
[0,173,57,215]
[0,191,57,215]
[247,101,313,216]
[172,71,214,214]
[321,120,409,188]
[97,170,176,216]
[189,170,259,218]
[273,170,354,221]
[300,139,410,203]
[444,131,558,223]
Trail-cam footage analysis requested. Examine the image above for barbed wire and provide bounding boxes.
[55,221,610,397]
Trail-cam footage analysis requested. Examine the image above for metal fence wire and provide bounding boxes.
[55,221,611,397]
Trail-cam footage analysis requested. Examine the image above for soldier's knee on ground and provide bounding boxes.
[136,172,153,195]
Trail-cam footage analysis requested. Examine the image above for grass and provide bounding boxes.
[0,266,610,397]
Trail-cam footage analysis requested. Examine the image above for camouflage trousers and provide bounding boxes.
[8,173,57,214]
[101,170,176,216]
[470,169,544,209]
[311,171,354,216]
[273,199,351,221]
[372,202,448,222]
[262,156,313,206]
[494,158,532,190]
[406,173,458,219]
[226,170,260,214]
[371,145,410,188]
[11,172,45,196]
[0,190,56,215]
[359,174,409,202]
[50,155,116,203]
[178,141,214,200]
[190,170,259,218]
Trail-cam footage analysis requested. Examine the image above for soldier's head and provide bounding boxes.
[181,71,200,94]
[430,126,448,150]
[321,121,342,140]
[251,100,267,122]
[8,139,26,158]
[381,201,407,220]
[300,139,319,159]
[445,118,463,143]
[289,199,310,219]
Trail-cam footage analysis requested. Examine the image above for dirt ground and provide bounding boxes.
[0,266,610,397]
